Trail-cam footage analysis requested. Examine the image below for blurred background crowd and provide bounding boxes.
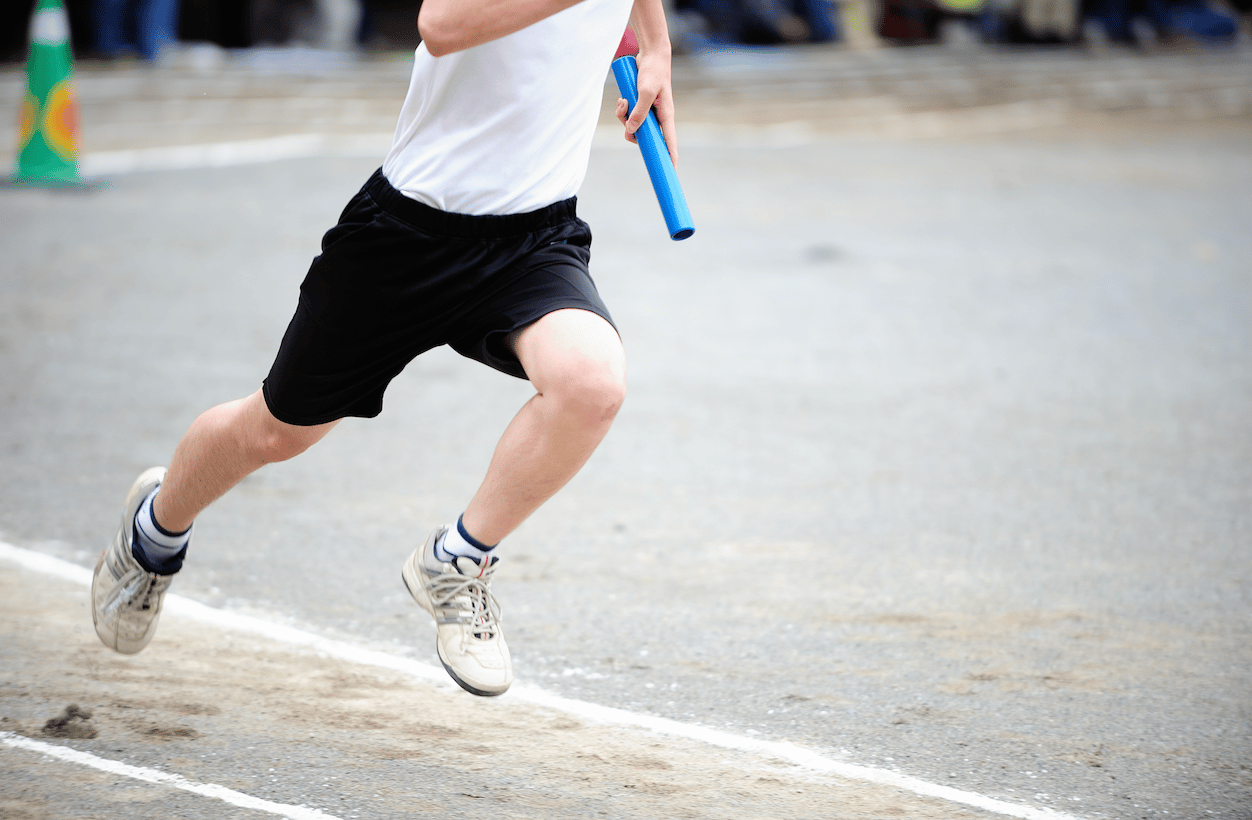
[1,0,1248,64]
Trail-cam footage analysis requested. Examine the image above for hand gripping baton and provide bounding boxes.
[611,55,695,241]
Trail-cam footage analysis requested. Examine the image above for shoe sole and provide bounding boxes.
[400,558,509,698]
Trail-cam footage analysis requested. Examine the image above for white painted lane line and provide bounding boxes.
[79,133,392,175]
[75,99,1073,176]
[0,541,1086,820]
[1,732,342,820]
[594,101,1072,149]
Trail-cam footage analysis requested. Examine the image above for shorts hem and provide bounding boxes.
[475,300,618,381]
[261,379,370,427]
[510,299,617,339]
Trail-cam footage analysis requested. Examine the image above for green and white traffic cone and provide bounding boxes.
[8,0,92,187]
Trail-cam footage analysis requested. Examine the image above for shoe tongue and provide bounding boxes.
[452,553,498,578]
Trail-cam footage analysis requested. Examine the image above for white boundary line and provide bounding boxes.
[78,133,392,176]
[69,99,1074,177]
[0,731,340,820]
[0,541,1085,820]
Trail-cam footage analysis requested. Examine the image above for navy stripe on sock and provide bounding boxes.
[457,515,497,551]
[149,510,190,539]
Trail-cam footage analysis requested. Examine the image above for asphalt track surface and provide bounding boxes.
[2,47,1251,820]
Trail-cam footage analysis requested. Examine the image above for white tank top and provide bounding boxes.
[382,0,634,216]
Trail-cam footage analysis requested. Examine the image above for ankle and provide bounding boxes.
[151,490,193,535]
[456,511,506,550]
[132,489,191,575]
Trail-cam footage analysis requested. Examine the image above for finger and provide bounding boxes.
[646,88,678,167]
[615,99,638,144]
[657,110,678,167]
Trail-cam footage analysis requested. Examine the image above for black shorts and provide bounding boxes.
[262,168,614,426]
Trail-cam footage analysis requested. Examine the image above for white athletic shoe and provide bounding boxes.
[91,467,176,654]
[402,527,513,696]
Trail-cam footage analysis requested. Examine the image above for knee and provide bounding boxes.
[244,417,326,465]
[546,358,627,430]
[224,390,335,466]
[250,426,318,464]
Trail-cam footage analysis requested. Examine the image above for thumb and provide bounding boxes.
[626,97,651,135]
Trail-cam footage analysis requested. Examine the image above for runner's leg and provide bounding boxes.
[460,308,626,544]
[152,389,340,532]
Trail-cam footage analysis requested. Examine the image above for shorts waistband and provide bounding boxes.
[365,168,579,240]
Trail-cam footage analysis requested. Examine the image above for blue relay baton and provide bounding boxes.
[611,55,695,241]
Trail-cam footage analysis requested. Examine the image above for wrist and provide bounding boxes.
[635,42,672,66]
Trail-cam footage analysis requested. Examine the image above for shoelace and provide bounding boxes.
[134,574,170,612]
[427,571,502,640]
[102,568,167,617]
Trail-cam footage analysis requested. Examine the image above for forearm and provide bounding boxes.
[629,0,672,59]
[419,0,584,56]
[621,0,676,161]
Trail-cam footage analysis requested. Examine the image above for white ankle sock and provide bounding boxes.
[434,516,495,563]
[133,489,190,562]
